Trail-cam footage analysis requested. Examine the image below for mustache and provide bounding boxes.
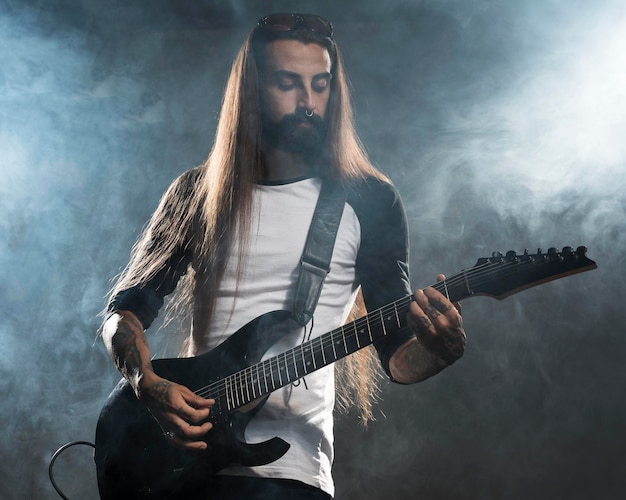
[281,110,325,128]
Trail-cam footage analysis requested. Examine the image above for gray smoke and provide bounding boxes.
[1,0,624,498]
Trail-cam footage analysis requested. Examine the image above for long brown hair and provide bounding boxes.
[108,26,390,423]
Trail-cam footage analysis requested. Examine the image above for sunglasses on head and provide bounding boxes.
[256,13,333,38]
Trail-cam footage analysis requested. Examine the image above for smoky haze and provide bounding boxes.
[1,0,624,498]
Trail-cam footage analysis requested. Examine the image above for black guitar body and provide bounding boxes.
[94,310,295,499]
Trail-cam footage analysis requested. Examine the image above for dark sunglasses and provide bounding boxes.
[256,13,333,38]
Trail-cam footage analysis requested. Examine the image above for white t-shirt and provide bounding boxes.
[189,177,361,496]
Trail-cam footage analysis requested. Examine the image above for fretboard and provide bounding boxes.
[194,245,596,413]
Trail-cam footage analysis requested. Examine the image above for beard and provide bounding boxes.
[261,110,328,157]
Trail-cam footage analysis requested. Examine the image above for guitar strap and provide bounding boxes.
[293,179,346,326]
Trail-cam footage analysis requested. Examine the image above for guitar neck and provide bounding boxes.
[206,246,596,412]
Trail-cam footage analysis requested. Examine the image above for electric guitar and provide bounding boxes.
[95,246,596,499]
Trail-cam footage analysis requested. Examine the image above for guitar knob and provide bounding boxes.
[491,251,503,261]
[522,249,534,262]
[506,250,518,262]
[547,247,563,262]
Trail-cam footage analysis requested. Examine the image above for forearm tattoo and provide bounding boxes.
[403,341,447,381]
[111,317,153,377]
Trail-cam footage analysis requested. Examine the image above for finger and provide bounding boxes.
[170,419,213,439]
[409,290,437,334]
[178,390,215,423]
[163,417,213,450]
[410,290,461,346]
[156,391,212,429]
[422,287,462,327]
[434,273,462,314]
[167,427,211,451]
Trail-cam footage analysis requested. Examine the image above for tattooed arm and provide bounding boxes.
[389,276,466,384]
[102,311,214,450]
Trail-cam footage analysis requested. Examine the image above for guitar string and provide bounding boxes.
[193,256,574,407]
[194,258,549,404]
[193,258,546,404]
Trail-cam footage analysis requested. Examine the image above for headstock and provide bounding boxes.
[467,246,597,300]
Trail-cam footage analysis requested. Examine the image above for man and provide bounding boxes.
[101,13,465,499]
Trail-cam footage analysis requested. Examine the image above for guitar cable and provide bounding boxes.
[292,319,315,391]
[48,440,95,499]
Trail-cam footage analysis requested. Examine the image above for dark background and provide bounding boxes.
[1,0,625,498]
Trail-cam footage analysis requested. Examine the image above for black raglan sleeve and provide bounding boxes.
[107,169,199,329]
[108,249,192,329]
[347,177,415,379]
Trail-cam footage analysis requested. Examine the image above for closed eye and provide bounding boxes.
[277,82,297,91]
[312,74,331,93]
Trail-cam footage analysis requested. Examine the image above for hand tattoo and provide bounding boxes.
[148,380,172,411]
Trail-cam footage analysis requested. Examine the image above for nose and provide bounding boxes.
[297,85,316,114]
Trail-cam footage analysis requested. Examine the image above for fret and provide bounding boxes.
[307,339,315,370]
[356,322,369,349]
[330,329,338,360]
[231,374,239,408]
[286,352,294,383]
[300,344,308,375]
[320,336,328,366]
[311,336,324,370]
[225,377,232,411]
[236,372,244,407]
[230,374,237,408]
[292,349,299,379]
[250,366,259,401]
[274,355,282,387]
[267,357,278,389]
[379,309,388,337]
[393,303,401,328]
[269,358,278,390]
[255,364,262,397]
[322,334,336,364]
[364,316,374,342]
[302,343,314,373]
[282,352,292,384]
[294,345,305,377]
[354,322,361,349]
[262,361,269,393]
[462,269,472,295]
[347,324,360,354]
[244,370,250,403]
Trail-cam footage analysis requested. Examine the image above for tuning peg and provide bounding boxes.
[548,247,563,262]
[491,251,503,260]
[506,250,518,262]
[562,246,574,259]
